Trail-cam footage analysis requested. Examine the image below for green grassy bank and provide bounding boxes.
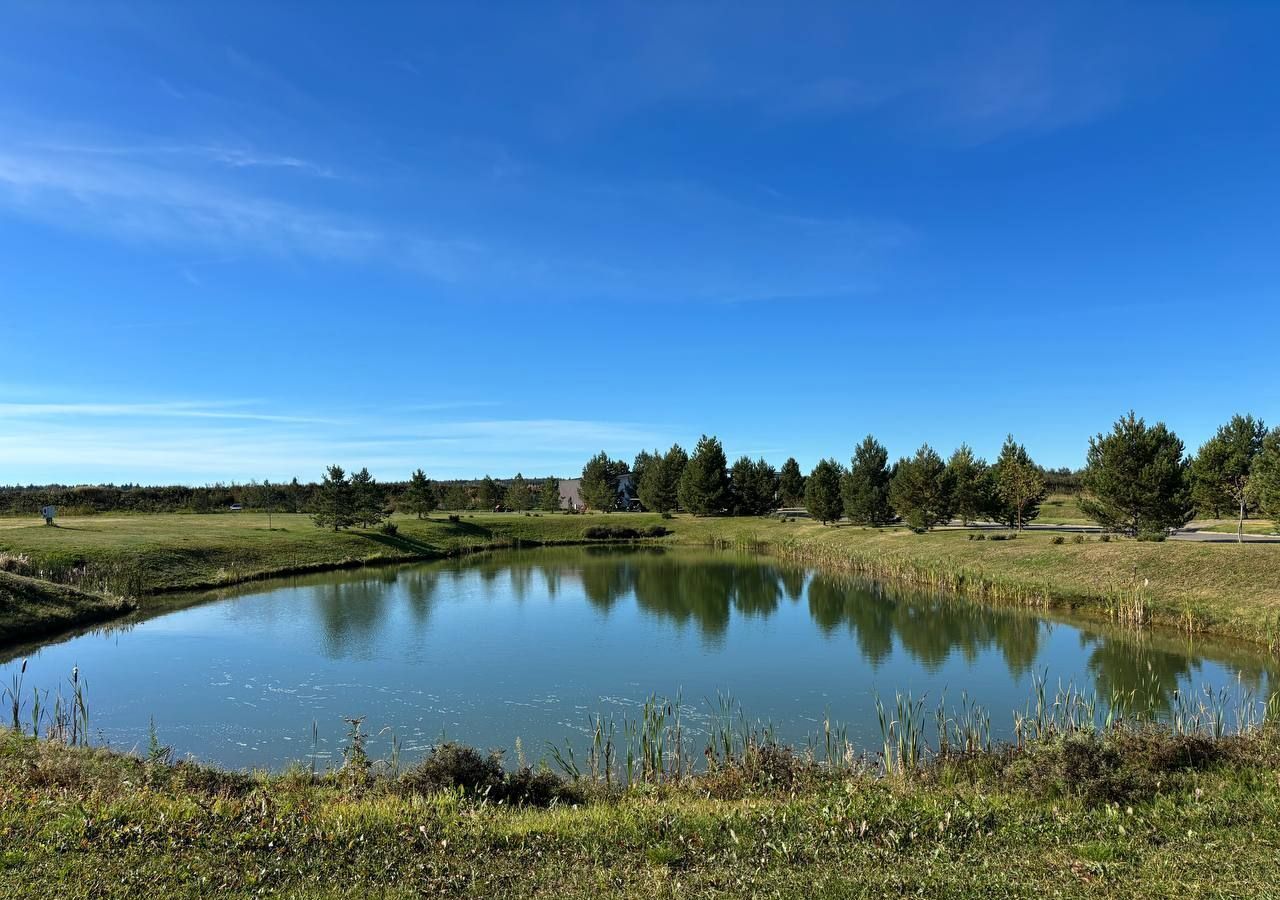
[2,721,1279,899]
[0,570,133,645]
[1,510,1279,648]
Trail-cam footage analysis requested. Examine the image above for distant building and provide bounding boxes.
[559,474,641,511]
[558,478,583,510]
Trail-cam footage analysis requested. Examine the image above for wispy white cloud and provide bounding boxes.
[0,398,669,483]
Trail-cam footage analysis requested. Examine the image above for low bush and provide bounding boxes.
[447,514,461,524]
[1100,533,1112,542]
[1137,531,1167,543]
[377,522,399,536]
[1050,535,1065,545]
[399,742,581,807]
[583,525,671,540]
[1072,533,1086,544]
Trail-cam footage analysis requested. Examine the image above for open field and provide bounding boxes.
[1031,493,1091,525]
[3,721,1279,899]
[1,510,1280,649]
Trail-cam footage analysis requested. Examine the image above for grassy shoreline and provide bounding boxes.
[3,717,1279,898]
[1,510,1279,649]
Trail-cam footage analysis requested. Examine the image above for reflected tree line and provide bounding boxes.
[288,548,1274,712]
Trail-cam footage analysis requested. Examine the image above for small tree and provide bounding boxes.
[1080,412,1193,535]
[580,452,624,511]
[477,475,502,510]
[730,456,779,516]
[1191,414,1267,542]
[889,444,951,532]
[403,468,437,519]
[659,444,688,511]
[946,445,991,526]
[312,465,354,531]
[631,450,658,492]
[779,457,805,507]
[678,435,731,515]
[441,482,471,511]
[991,436,1046,531]
[804,458,845,525]
[505,473,532,511]
[350,467,385,528]
[841,435,894,526]
[540,477,561,512]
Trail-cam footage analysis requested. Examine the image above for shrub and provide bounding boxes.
[400,743,581,807]
[1100,533,1112,543]
[377,522,399,536]
[401,743,503,799]
[1072,533,1085,544]
[1050,535,1065,545]
[447,514,461,524]
[583,525,671,540]
[1137,531,1167,542]
[660,511,674,519]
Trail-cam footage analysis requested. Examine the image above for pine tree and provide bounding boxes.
[946,445,991,526]
[1249,428,1280,526]
[1080,412,1193,535]
[441,482,471,511]
[990,435,1047,530]
[730,456,779,516]
[1190,414,1267,541]
[476,475,502,510]
[539,477,561,512]
[403,468,437,519]
[632,450,658,491]
[312,465,355,531]
[506,473,532,511]
[659,444,688,511]
[350,467,385,527]
[804,458,845,524]
[580,452,624,511]
[841,435,894,525]
[889,444,951,532]
[678,435,730,515]
[779,457,805,508]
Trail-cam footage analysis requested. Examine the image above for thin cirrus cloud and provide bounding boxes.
[0,399,670,482]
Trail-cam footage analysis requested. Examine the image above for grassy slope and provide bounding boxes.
[2,727,1279,899]
[0,571,132,644]
[2,510,1280,647]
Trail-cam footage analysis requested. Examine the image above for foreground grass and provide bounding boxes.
[2,510,1280,648]
[2,724,1279,898]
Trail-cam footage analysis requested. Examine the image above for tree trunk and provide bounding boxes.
[1239,496,1246,544]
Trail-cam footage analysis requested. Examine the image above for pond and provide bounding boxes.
[4,547,1275,770]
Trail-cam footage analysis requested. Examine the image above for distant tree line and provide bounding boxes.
[5,412,1279,540]
[572,412,1280,539]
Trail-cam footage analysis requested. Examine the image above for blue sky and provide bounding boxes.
[1,1,1277,485]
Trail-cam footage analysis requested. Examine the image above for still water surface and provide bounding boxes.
[7,547,1275,769]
